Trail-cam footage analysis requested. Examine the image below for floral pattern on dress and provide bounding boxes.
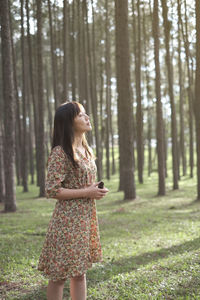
[38,145,102,281]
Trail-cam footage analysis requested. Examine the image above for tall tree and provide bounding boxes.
[36,0,45,197]
[105,0,111,180]
[195,0,200,199]
[177,0,186,176]
[21,0,28,192]
[135,0,144,183]
[153,0,165,195]
[161,0,179,190]
[48,0,58,109]
[0,0,17,211]
[115,0,136,200]
[62,0,69,100]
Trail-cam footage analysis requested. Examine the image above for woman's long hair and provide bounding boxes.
[52,101,93,167]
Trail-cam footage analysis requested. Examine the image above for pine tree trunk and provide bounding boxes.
[48,0,58,109]
[62,0,69,100]
[36,0,45,197]
[105,0,111,180]
[115,0,136,200]
[0,125,5,203]
[177,0,187,176]
[84,0,101,180]
[21,0,28,192]
[195,0,200,200]
[0,0,17,212]
[143,3,152,177]
[9,1,22,186]
[136,0,144,184]
[161,0,179,190]
[153,0,165,195]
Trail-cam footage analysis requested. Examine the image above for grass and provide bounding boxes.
[1,171,200,299]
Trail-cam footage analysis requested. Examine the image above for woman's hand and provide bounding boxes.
[85,182,109,200]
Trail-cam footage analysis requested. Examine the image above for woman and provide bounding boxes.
[38,101,109,300]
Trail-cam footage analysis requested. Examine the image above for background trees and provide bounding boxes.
[0,0,199,210]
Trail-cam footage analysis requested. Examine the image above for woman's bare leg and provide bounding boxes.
[70,274,86,300]
[47,279,65,300]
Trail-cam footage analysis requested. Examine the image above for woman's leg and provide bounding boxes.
[70,274,86,300]
[47,279,65,300]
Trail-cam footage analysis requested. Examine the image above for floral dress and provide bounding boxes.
[38,145,102,281]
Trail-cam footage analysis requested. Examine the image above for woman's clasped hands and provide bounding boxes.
[85,182,109,200]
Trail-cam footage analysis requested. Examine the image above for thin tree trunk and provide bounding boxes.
[115,0,136,200]
[177,0,187,176]
[48,0,58,109]
[26,0,40,187]
[36,0,45,197]
[0,0,17,211]
[62,0,69,100]
[105,0,111,180]
[143,3,152,177]
[70,0,76,100]
[153,0,165,195]
[21,0,28,192]
[136,0,144,183]
[9,0,22,186]
[84,0,101,180]
[0,124,5,203]
[195,0,200,200]
[161,0,179,190]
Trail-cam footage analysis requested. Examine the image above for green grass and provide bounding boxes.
[1,172,200,299]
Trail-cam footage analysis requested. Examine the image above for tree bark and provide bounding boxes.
[115,0,136,200]
[36,0,45,197]
[195,0,200,199]
[153,0,165,195]
[0,0,17,211]
[21,0,28,192]
[48,0,58,109]
[161,0,179,190]
[177,0,187,177]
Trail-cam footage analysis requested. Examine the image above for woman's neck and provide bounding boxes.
[73,133,84,149]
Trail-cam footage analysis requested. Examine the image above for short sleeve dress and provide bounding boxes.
[38,145,102,281]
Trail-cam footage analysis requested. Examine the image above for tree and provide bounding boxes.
[161,0,179,190]
[195,0,200,199]
[20,0,28,192]
[0,0,17,211]
[36,0,45,197]
[153,0,165,195]
[115,0,136,200]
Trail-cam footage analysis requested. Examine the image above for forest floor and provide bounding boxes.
[1,172,200,299]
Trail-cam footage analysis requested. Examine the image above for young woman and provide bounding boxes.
[38,101,109,300]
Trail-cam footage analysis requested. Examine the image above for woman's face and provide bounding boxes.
[73,106,92,133]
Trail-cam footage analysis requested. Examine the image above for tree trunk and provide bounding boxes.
[161,0,179,190]
[21,0,28,192]
[115,0,136,200]
[181,0,194,178]
[105,0,111,180]
[136,0,144,183]
[177,0,187,177]
[0,124,5,203]
[195,0,200,199]
[153,0,165,195]
[62,0,69,100]
[84,0,101,180]
[36,0,45,197]
[48,0,58,109]
[0,0,17,212]
[26,0,40,186]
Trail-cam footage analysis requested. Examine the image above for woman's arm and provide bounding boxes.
[54,183,108,201]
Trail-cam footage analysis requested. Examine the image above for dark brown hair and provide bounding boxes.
[52,101,93,167]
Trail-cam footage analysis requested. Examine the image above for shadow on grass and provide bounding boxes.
[88,237,200,284]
